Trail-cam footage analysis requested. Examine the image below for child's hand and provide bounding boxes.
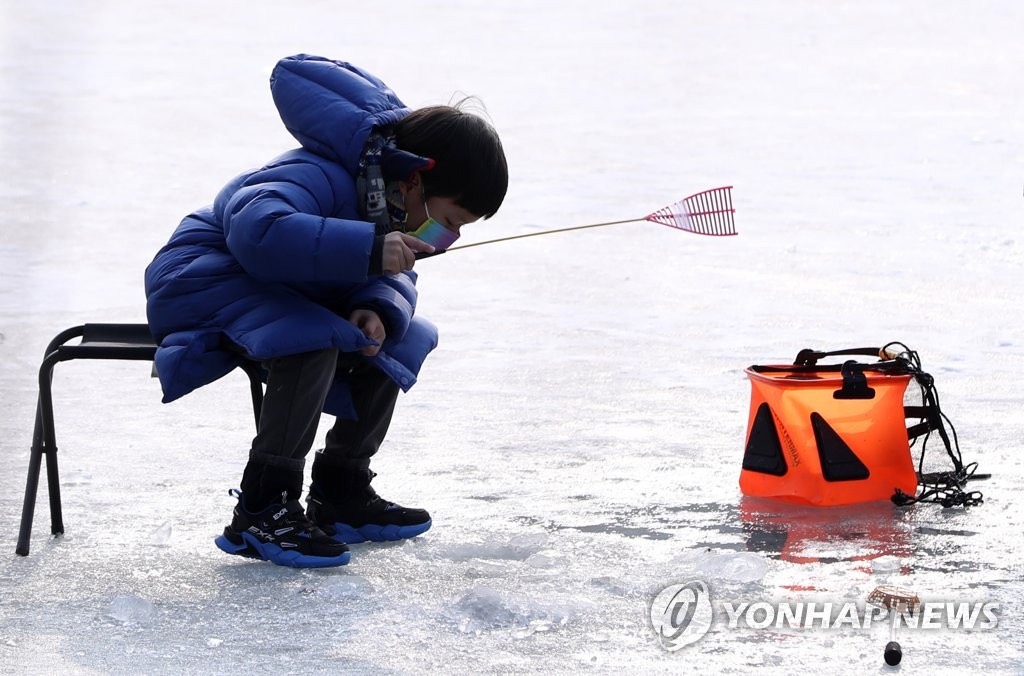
[349,308,386,356]
[382,232,434,274]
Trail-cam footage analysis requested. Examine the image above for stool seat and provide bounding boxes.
[44,324,159,360]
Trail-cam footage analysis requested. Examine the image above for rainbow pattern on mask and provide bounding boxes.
[410,218,460,251]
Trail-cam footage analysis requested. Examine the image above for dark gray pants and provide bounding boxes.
[239,348,399,510]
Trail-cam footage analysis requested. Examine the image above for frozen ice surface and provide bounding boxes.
[446,585,577,635]
[694,551,770,584]
[317,574,375,600]
[870,556,904,574]
[105,595,156,626]
[438,533,549,562]
[2,0,1024,674]
[147,521,173,547]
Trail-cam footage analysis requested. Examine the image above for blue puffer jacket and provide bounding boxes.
[144,55,437,417]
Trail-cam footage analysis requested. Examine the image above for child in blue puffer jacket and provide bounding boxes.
[144,54,508,568]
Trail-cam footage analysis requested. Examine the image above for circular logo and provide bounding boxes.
[650,580,713,651]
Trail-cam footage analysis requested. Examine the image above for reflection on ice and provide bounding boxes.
[739,496,914,565]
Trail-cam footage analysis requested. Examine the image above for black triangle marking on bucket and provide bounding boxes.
[810,412,870,481]
[742,403,788,476]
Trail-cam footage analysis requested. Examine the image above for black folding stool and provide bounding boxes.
[15,323,264,556]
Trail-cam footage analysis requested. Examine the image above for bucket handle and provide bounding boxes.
[793,346,888,367]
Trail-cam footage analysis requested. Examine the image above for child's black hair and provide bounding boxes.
[394,103,508,219]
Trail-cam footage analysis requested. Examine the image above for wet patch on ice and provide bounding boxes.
[515,501,743,542]
[465,494,505,502]
[914,526,980,538]
[563,523,673,540]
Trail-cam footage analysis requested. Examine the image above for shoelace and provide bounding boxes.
[227,489,327,535]
[282,500,325,535]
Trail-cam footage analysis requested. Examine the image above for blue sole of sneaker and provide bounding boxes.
[214,533,351,568]
[329,519,432,544]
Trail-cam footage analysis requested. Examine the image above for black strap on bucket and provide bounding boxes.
[750,348,912,401]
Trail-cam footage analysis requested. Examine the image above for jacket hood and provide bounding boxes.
[270,54,411,176]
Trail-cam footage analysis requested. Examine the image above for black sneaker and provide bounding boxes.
[307,476,431,544]
[214,490,351,568]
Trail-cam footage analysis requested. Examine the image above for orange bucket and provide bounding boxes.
[740,359,918,506]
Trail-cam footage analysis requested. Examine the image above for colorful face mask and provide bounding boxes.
[410,202,460,251]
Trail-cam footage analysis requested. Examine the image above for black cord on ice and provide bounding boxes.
[882,342,984,508]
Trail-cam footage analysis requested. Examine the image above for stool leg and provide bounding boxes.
[16,355,65,556]
[37,357,65,537]
[15,400,45,556]
[45,455,65,537]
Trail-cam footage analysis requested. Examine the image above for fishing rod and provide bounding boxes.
[416,185,737,258]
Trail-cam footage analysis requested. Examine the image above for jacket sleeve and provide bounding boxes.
[216,158,376,285]
[343,271,419,342]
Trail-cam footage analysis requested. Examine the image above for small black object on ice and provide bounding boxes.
[884,640,903,666]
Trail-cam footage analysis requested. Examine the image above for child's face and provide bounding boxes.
[407,193,481,237]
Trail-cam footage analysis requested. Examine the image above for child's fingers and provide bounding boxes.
[400,233,435,253]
